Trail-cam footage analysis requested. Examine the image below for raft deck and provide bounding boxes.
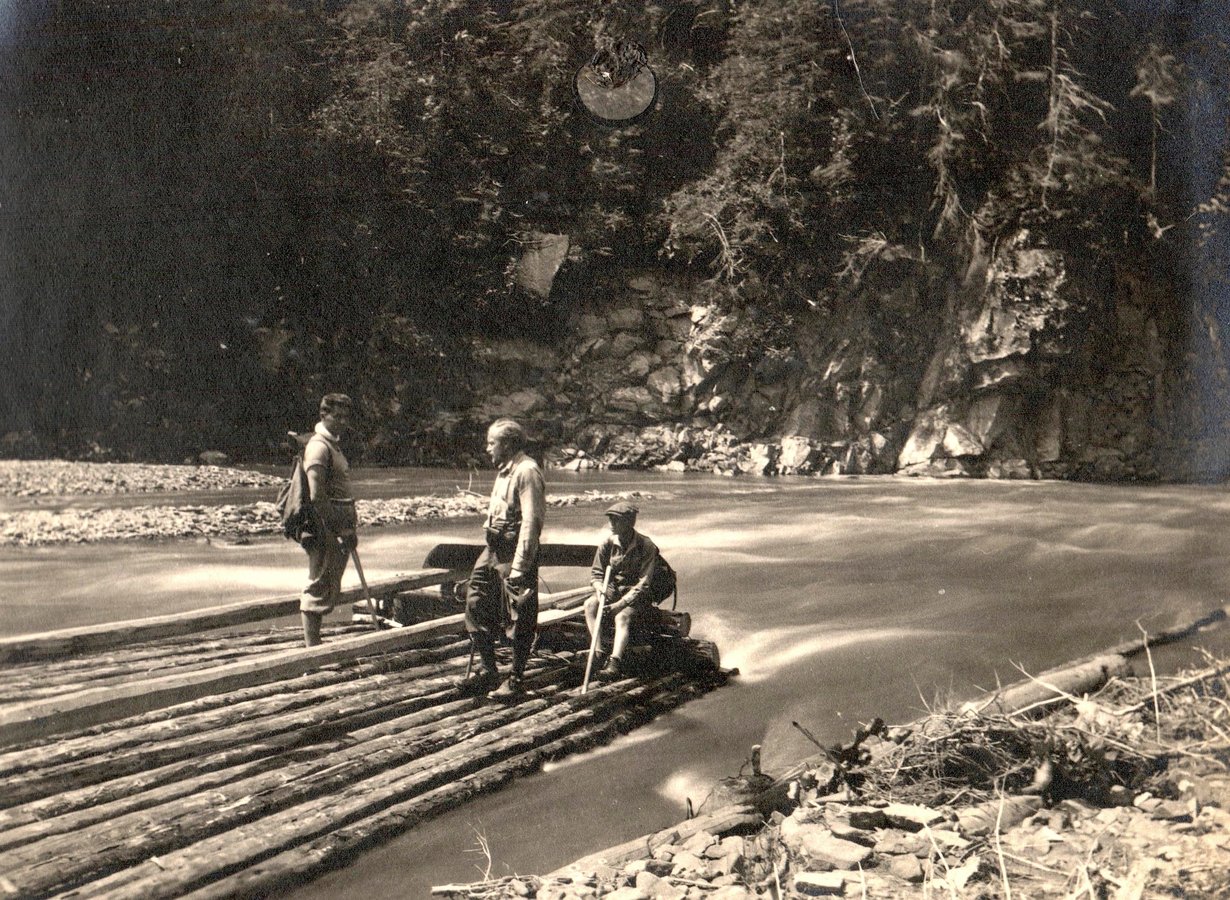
[0,557,728,899]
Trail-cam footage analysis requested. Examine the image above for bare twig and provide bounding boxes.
[992,784,1014,900]
[1136,622,1163,744]
[832,0,878,119]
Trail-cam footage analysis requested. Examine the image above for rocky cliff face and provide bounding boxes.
[461,232,1226,481]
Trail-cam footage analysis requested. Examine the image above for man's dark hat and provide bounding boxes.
[605,501,639,519]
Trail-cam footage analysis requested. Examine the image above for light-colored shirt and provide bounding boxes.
[486,451,545,574]
[304,422,353,502]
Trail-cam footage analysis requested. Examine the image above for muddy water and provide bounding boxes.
[3,472,1229,897]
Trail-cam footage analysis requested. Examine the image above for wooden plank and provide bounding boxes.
[422,543,597,570]
[0,569,455,664]
[0,586,591,748]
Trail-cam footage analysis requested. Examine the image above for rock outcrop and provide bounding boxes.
[452,228,1226,482]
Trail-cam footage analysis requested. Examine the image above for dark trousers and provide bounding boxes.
[464,539,538,677]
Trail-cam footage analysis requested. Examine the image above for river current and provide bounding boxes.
[3,469,1229,897]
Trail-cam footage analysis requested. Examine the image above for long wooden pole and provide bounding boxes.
[580,566,612,695]
[350,547,398,630]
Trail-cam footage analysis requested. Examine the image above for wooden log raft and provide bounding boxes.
[0,586,591,747]
[0,633,729,899]
[0,569,455,664]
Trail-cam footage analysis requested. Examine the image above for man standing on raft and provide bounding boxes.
[299,393,359,648]
[456,418,545,699]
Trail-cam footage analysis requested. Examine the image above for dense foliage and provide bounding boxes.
[0,0,1224,463]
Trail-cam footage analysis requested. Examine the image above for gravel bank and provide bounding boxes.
[0,460,654,547]
[0,460,284,496]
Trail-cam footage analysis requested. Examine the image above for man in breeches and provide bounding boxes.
[457,418,545,699]
[299,393,358,647]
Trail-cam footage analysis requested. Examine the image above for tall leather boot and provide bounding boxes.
[301,612,323,648]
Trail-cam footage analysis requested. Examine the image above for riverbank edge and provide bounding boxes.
[434,610,1230,900]
[0,459,658,547]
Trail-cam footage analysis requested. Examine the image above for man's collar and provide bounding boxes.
[497,451,526,475]
[315,422,339,442]
[610,530,638,550]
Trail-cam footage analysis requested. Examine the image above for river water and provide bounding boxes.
[4,470,1230,897]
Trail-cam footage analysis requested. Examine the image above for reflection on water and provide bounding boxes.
[4,471,1230,897]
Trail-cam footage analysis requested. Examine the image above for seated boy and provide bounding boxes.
[585,501,660,680]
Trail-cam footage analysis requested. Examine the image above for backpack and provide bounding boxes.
[645,555,678,609]
[275,432,314,542]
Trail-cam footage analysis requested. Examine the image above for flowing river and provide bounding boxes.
[4,470,1230,897]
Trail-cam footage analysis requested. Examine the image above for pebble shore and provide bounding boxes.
[0,461,652,547]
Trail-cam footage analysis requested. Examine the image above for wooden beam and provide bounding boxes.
[0,569,455,664]
[0,587,591,748]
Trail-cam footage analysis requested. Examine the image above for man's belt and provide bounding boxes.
[484,523,520,548]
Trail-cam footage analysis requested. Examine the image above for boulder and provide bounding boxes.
[899,458,969,477]
[198,451,230,466]
[887,855,925,883]
[604,888,649,900]
[778,435,821,474]
[647,367,683,404]
[626,352,655,379]
[610,332,642,358]
[513,231,570,298]
[971,357,1031,391]
[667,315,693,341]
[956,796,1042,837]
[941,423,984,458]
[708,888,757,900]
[965,394,1010,447]
[608,386,656,415]
[881,803,947,831]
[474,389,547,419]
[576,313,607,339]
[782,823,873,869]
[608,306,645,330]
[738,443,777,476]
[897,406,951,468]
[986,458,1033,479]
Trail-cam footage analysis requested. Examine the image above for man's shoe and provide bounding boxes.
[597,656,623,681]
[487,675,525,701]
[455,668,498,695]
